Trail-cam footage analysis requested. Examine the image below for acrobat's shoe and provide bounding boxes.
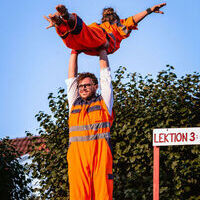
[56,5,69,20]
[48,12,63,26]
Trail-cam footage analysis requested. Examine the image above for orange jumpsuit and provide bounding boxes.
[55,13,138,55]
[68,95,114,200]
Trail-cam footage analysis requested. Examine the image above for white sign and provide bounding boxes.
[153,127,200,146]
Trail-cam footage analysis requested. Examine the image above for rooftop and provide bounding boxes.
[11,136,45,156]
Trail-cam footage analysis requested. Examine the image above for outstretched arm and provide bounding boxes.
[99,49,110,70]
[66,50,79,112]
[68,50,78,78]
[99,50,113,115]
[133,3,166,24]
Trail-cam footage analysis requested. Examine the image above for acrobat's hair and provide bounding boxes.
[101,7,120,23]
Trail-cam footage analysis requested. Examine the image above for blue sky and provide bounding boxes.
[0,0,199,139]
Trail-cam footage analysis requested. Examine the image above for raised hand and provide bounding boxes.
[151,3,166,14]
[44,15,55,29]
[44,12,63,29]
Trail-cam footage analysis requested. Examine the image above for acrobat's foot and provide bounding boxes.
[56,5,69,20]
[48,12,63,26]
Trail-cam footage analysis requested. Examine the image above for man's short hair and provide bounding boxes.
[77,72,98,85]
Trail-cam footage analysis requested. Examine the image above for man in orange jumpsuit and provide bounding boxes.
[44,3,166,56]
[66,49,114,199]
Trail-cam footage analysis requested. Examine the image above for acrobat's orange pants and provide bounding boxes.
[67,139,113,200]
[55,14,116,56]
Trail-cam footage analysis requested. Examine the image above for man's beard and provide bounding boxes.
[86,90,96,100]
[80,89,96,100]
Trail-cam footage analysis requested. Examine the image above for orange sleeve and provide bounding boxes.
[117,16,138,39]
[121,16,138,30]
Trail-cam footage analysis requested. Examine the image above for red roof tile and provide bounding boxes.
[10,136,45,156]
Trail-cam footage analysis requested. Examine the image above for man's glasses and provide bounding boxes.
[78,83,94,90]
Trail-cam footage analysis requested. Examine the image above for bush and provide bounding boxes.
[0,137,31,199]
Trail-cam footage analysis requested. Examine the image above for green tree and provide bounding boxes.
[0,137,31,200]
[28,89,69,200]
[111,66,200,200]
[28,66,200,199]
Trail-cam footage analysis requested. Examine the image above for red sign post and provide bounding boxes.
[153,127,200,200]
[153,146,159,200]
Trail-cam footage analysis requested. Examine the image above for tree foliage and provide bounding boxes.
[111,65,200,200]
[28,65,200,199]
[28,89,69,200]
[0,137,31,199]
